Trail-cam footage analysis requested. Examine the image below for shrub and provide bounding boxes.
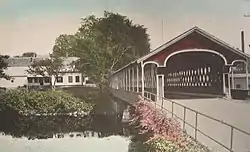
[129,100,182,143]
[0,89,93,115]
[128,98,211,152]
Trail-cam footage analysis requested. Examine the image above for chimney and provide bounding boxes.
[241,30,245,53]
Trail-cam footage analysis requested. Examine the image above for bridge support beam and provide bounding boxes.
[223,73,226,95]
[141,62,145,96]
[125,69,128,91]
[246,61,249,90]
[132,67,135,92]
[137,65,139,92]
[128,68,131,91]
[228,70,232,99]
[157,74,165,102]
[151,64,154,98]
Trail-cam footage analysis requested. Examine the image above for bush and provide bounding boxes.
[0,89,93,115]
[128,98,211,152]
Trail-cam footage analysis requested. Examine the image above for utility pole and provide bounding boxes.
[244,0,250,17]
[243,0,250,90]
[161,20,164,43]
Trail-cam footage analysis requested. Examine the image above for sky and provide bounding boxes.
[1,0,250,56]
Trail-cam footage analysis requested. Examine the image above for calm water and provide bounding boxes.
[0,89,134,152]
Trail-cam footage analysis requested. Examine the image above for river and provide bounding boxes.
[0,88,137,152]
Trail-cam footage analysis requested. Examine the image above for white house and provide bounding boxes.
[0,56,43,89]
[0,66,28,88]
[26,57,94,88]
[27,73,88,88]
[0,56,95,89]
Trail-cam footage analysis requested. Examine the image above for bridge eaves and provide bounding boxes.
[137,26,250,64]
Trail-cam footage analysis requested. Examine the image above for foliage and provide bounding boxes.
[27,53,64,88]
[0,89,93,115]
[52,11,150,88]
[0,55,10,80]
[22,52,37,57]
[53,34,77,57]
[129,100,182,143]
[128,99,211,152]
[147,135,180,152]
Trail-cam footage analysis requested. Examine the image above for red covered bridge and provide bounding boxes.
[110,26,250,99]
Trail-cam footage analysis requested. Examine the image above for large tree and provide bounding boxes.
[53,34,77,57]
[27,54,64,89]
[52,11,150,88]
[0,55,10,80]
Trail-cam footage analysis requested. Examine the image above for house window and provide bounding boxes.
[44,77,50,83]
[236,84,241,89]
[28,77,33,83]
[39,78,44,85]
[75,76,80,82]
[68,76,73,83]
[56,77,63,83]
[34,77,39,83]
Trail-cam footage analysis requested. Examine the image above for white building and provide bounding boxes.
[0,56,95,89]
[0,66,28,89]
[27,73,89,88]
[26,57,94,88]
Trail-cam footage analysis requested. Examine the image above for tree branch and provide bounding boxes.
[110,46,132,71]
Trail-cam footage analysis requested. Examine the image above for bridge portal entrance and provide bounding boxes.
[163,51,225,96]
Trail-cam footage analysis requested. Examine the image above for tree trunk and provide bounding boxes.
[52,76,57,91]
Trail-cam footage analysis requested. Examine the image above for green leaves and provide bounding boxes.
[0,89,93,115]
[52,11,150,88]
[53,35,78,57]
[0,55,10,80]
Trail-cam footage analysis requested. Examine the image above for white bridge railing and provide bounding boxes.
[141,90,250,152]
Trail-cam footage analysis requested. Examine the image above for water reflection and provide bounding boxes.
[0,90,129,140]
[0,89,146,152]
[0,112,128,140]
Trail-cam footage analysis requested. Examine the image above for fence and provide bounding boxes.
[143,90,250,152]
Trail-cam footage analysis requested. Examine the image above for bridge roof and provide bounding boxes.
[137,26,250,63]
[112,26,250,75]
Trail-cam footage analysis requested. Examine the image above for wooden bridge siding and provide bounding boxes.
[145,32,246,66]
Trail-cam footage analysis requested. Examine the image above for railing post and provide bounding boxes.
[128,68,131,91]
[141,62,145,97]
[246,61,249,90]
[161,96,163,110]
[195,112,198,140]
[132,67,135,92]
[136,65,140,92]
[171,102,174,118]
[183,107,186,130]
[230,126,234,152]
[125,70,127,90]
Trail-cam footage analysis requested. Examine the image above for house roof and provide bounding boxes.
[137,26,250,63]
[7,57,44,67]
[4,66,29,77]
[62,57,79,65]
